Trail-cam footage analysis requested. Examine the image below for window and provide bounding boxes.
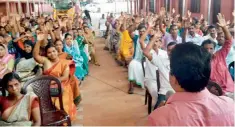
[190,0,201,13]
[149,0,155,13]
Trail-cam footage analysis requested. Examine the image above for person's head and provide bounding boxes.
[0,44,6,58]
[217,32,225,46]
[170,43,211,92]
[188,25,195,36]
[55,39,63,53]
[25,28,32,34]
[201,39,216,54]
[24,40,34,53]
[20,32,28,42]
[167,42,177,57]
[154,24,160,32]
[169,25,178,36]
[102,14,105,19]
[83,26,90,33]
[0,26,7,36]
[152,37,162,49]
[137,23,146,36]
[208,25,217,38]
[73,28,78,37]
[195,21,201,29]
[1,72,22,96]
[64,33,73,46]
[45,43,58,60]
[77,28,83,36]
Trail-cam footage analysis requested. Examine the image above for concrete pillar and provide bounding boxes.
[17,0,22,14]
[146,0,149,14]
[26,0,30,16]
[127,0,129,13]
[182,0,186,17]
[6,1,10,16]
[130,0,133,14]
[208,0,212,23]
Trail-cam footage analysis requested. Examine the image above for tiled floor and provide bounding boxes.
[72,38,149,126]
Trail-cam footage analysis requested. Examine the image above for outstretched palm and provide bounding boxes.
[217,13,227,27]
[148,17,155,27]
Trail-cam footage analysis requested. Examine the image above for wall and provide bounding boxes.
[0,3,6,15]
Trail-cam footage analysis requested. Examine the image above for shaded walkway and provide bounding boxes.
[73,37,148,126]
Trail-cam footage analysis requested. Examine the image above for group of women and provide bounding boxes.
[0,10,96,125]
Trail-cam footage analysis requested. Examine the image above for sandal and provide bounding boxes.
[128,88,134,94]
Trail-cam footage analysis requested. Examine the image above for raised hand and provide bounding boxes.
[217,13,227,27]
[15,15,21,22]
[200,14,204,20]
[160,7,166,17]
[155,31,163,38]
[187,10,191,18]
[172,8,176,14]
[148,17,155,28]
[37,32,45,41]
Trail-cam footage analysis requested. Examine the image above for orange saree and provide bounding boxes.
[58,52,82,105]
[43,59,77,121]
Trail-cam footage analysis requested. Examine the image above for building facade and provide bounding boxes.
[133,0,234,24]
[0,0,53,16]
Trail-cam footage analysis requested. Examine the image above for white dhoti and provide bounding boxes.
[128,59,144,88]
[145,79,158,100]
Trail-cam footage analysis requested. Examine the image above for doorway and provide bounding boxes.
[212,0,221,24]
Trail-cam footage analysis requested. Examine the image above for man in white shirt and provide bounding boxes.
[184,24,203,45]
[99,14,107,37]
[143,33,176,109]
[161,25,182,50]
[202,25,218,44]
[145,47,168,100]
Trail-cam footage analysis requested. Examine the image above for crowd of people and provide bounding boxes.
[103,8,234,126]
[0,10,99,125]
[0,5,234,126]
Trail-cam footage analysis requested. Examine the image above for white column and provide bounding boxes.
[208,0,212,24]
[6,1,10,16]
[127,0,129,13]
[26,0,30,16]
[165,0,168,12]
[182,0,186,16]
[17,0,22,14]
[115,0,117,13]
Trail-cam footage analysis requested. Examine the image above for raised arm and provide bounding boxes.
[143,33,162,61]
[217,13,232,57]
[33,33,47,64]
[139,17,155,50]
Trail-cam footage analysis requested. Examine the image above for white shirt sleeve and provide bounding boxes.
[151,52,170,80]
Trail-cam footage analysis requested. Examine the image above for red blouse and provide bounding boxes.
[0,96,39,114]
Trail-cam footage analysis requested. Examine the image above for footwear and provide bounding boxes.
[128,88,134,94]
[94,63,100,66]
[103,47,109,50]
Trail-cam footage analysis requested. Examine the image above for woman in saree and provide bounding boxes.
[0,44,14,79]
[14,40,40,82]
[55,39,82,106]
[64,33,87,80]
[0,72,41,126]
[33,33,77,121]
[83,26,100,66]
[116,16,134,66]
[76,28,89,74]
